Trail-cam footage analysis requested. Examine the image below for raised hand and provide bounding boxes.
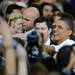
[0,16,12,46]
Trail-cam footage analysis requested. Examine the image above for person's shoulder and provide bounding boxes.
[70,35,75,41]
[25,28,35,35]
[67,39,75,45]
[61,39,75,46]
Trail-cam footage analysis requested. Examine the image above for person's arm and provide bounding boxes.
[5,46,16,75]
[0,17,16,75]
[13,33,27,41]
[16,44,28,75]
[66,52,75,71]
[62,52,75,75]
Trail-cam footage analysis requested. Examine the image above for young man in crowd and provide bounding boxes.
[27,17,56,71]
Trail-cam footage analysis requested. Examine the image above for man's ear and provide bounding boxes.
[67,30,72,36]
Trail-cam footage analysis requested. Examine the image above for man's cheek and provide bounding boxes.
[43,30,47,34]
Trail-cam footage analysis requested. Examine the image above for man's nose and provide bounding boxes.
[39,29,43,34]
[22,19,25,24]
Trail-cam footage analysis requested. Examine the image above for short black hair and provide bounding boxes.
[55,13,74,31]
[30,62,49,75]
[6,4,23,15]
[41,2,61,16]
[34,16,52,29]
[0,0,3,4]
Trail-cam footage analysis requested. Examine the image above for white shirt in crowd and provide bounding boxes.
[52,39,75,52]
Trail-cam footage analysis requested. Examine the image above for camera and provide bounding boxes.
[27,31,42,63]
[27,31,39,46]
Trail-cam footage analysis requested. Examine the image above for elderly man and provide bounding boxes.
[22,7,40,34]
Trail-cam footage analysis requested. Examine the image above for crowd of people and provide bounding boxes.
[0,0,75,75]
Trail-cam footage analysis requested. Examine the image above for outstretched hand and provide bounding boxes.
[0,16,12,46]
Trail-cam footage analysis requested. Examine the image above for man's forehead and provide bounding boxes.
[53,19,70,29]
[23,13,34,20]
[22,7,39,20]
[35,22,48,28]
[36,22,47,25]
[53,20,67,26]
[44,5,53,9]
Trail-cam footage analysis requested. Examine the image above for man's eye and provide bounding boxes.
[44,9,48,12]
[36,28,39,30]
[52,25,63,29]
[58,25,63,29]
[41,28,45,30]
[23,18,29,21]
[52,25,56,29]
